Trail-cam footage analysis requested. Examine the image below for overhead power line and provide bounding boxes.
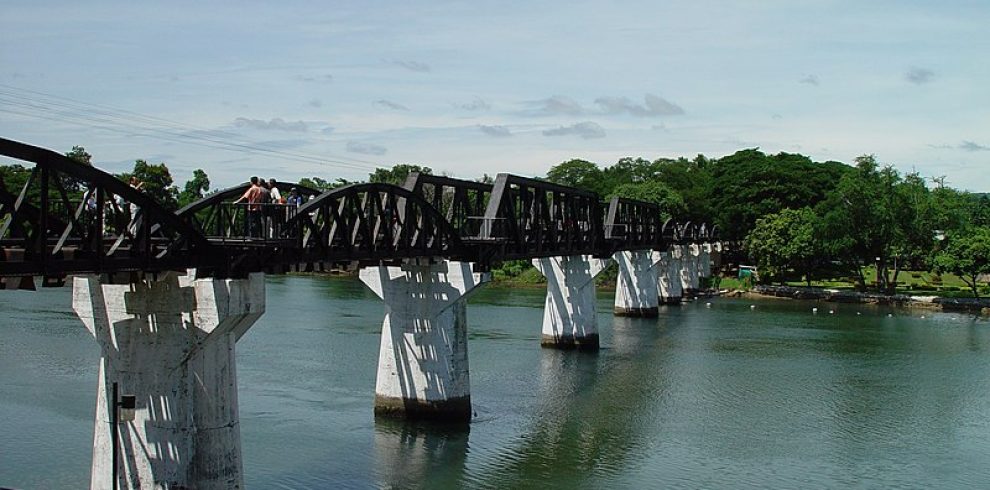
[0,83,383,173]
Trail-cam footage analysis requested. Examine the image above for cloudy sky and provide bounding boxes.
[1,0,988,191]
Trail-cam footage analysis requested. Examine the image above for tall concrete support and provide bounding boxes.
[698,243,713,279]
[711,242,724,273]
[73,271,265,490]
[360,259,489,423]
[613,250,660,317]
[654,250,678,305]
[678,244,698,294]
[665,246,684,304]
[687,244,702,292]
[533,255,610,350]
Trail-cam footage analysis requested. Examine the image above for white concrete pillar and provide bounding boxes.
[613,250,660,317]
[532,255,610,350]
[360,258,489,422]
[654,250,677,305]
[677,244,695,294]
[73,271,265,490]
[687,244,702,292]
[665,246,684,304]
[711,242,724,272]
[699,243,712,279]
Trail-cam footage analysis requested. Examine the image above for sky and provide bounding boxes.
[1,0,988,191]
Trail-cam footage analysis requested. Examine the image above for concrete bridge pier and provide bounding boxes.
[686,243,702,294]
[533,255,611,350]
[711,242,724,274]
[613,250,660,317]
[72,271,265,490]
[665,246,685,304]
[698,243,713,281]
[360,258,490,423]
[678,244,698,297]
[654,250,677,306]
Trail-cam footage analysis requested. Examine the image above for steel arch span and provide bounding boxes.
[0,137,216,283]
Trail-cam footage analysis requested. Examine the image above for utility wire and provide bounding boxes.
[0,83,384,172]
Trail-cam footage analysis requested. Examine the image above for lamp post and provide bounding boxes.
[110,382,136,490]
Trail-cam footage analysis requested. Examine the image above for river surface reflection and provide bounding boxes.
[2,275,990,488]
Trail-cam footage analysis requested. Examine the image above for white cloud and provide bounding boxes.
[346,141,387,155]
[375,99,409,111]
[542,121,606,139]
[233,117,308,132]
[528,95,583,116]
[905,67,935,85]
[594,94,685,116]
[392,60,431,73]
[478,124,511,137]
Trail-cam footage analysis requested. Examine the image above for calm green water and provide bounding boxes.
[2,275,990,489]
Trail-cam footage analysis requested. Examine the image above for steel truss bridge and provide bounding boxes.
[0,137,719,285]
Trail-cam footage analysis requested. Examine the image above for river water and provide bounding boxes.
[2,275,990,489]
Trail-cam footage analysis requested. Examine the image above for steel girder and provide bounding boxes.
[0,137,215,280]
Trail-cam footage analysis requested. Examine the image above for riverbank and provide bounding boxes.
[742,285,990,314]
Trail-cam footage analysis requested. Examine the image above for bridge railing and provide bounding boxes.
[186,202,304,243]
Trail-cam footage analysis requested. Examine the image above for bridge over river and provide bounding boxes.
[0,137,726,489]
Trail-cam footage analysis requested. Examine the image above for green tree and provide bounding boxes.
[608,180,686,219]
[66,146,92,166]
[744,207,821,285]
[710,149,849,241]
[118,160,179,210]
[545,159,604,194]
[178,169,211,207]
[299,176,351,191]
[817,155,924,292]
[369,164,432,185]
[650,156,714,222]
[932,226,990,298]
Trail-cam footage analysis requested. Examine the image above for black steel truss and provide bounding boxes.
[0,137,216,281]
[1,138,724,280]
[285,182,469,265]
[481,174,605,259]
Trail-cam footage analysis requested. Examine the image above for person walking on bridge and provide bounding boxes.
[234,176,263,238]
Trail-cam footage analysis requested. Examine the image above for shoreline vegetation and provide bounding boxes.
[294,262,990,315]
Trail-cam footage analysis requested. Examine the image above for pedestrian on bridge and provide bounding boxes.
[234,176,264,238]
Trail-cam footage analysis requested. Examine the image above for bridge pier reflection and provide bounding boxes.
[613,250,661,317]
[360,258,490,423]
[533,255,611,351]
[72,270,265,490]
[372,419,469,488]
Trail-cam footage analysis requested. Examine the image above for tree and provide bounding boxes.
[932,226,990,298]
[744,207,821,285]
[118,160,179,211]
[608,180,686,219]
[545,159,604,194]
[816,155,914,291]
[709,149,849,241]
[298,176,351,191]
[369,164,432,185]
[66,146,92,166]
[650,156,714,222]
[178,169,210,207]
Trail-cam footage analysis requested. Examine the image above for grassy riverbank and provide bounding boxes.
[722,267,988,299]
